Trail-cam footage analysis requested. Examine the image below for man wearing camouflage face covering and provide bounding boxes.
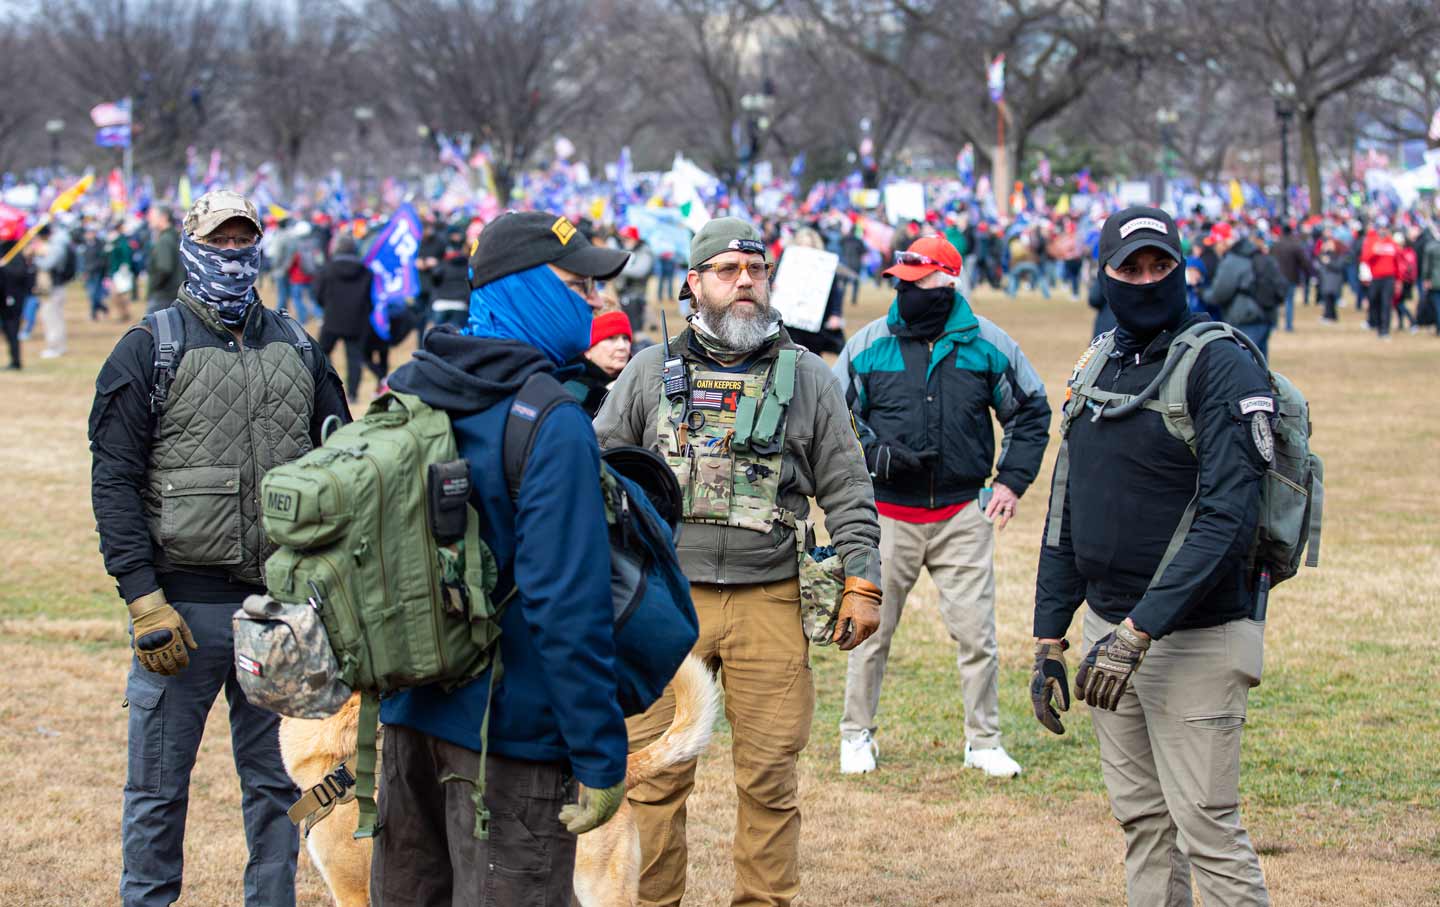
[89,189,349,907]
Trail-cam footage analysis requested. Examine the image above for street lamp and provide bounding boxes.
[353,106,375,205]
[738,79,776,201]
[1272,82,1296,220]
[1155,107,1179,205]
[45,119,65,174]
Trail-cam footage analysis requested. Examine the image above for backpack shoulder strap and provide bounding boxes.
[141,306,186,426]
[1045,331,1114,548]
[1153,322,1243,452]
[275,310,320,374]
[502,372,576,502]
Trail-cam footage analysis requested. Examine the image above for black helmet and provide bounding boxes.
[601,446,683,534]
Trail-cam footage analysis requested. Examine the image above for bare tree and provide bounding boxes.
[0,19,47,174]
[1184,0,1440,209]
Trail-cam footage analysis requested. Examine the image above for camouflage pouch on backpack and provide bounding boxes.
[233,594,353,719]
[795,520,845,646]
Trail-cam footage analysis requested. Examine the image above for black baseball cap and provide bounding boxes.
[469,211,630,290]
[1099,206,1183,270]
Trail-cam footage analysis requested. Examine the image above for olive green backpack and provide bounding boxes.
[1047,322,1323,593]
[254,391,505,840]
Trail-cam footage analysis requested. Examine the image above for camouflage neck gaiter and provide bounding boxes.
[180,231,263,326]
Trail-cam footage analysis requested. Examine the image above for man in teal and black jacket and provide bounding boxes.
[832,234,1050,778]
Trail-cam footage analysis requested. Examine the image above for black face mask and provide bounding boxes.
[896,281,955,338]
[1101,265,1188,344]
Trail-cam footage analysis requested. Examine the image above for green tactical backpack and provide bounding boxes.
[1047,321,1324,595]
[251,391,504,839]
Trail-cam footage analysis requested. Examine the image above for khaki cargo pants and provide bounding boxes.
[1084,610,1271,907]
[625,577,813,907]
[841,506,1001,748]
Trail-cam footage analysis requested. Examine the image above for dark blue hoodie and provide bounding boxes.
[377,328,627,789]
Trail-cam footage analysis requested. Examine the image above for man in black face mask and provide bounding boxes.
[1031,206,1275,906]
[833,234,1051,778]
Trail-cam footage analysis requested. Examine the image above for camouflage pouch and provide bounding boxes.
[796,524,845,646]
[689,455,733,521]
[731,455,782,533]
[233,594,352,719]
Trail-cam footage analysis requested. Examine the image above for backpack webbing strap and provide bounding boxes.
[1304,461,1324,568]
[352,691,382,839]
[276,311,319,374]
[502,373,576,502]
[145,307,185,430]
[1145,485,1200,593]
[1043,440,1070,548]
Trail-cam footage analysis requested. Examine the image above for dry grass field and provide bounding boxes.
[1,277,1436,906]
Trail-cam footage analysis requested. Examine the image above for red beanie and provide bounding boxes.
[591,310,632,346]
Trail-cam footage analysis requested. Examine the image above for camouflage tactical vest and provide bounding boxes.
[655,350,798,534]
[144,307,315,586]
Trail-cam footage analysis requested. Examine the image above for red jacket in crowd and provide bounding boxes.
[1360,231,1400,280]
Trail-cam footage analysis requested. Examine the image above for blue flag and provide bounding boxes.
[364,203,422,341]
[96,125,131,148]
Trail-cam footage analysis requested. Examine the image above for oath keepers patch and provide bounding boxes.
[264,489,299,521]
[1250,413,1274,463]
[691,378,744,411]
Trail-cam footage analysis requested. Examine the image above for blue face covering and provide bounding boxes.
[463,265,591,366]
[180,231,263,326]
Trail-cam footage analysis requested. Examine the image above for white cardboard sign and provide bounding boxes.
[771,246,839,333]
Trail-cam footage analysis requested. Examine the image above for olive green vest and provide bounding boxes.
[655,350,797,534]
[144,301,316,585]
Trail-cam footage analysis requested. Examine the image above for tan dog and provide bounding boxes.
[280,655,720,907]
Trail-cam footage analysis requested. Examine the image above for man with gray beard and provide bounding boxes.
[594,217,882,907]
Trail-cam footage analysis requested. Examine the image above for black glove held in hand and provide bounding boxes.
[865,442,936,481]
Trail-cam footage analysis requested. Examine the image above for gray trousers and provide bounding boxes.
[121,600,300,907]
[841,506,1001,748]
[1084,610,1270,907]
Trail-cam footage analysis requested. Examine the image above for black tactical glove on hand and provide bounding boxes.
[1030,640,1070,734]
[1075,623,1150,711]
[865,442,936,482]
[127,591,197,675]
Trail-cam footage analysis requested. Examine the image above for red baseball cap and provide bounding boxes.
[882,235,963,281]
[1204,222,1233,246]
[619,225,640,242]
[590,310,632,347]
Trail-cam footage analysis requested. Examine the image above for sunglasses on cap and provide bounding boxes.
[893,250,959,275]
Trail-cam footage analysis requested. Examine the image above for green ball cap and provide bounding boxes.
[680,217,769,300]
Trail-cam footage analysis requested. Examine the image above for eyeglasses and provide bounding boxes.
[893,250,958,275]
[203,233,259,250]
[563,277,597,297]
[694,261,776,282]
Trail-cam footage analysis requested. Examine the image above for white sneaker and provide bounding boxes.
[840,730,878,774]
[964,744,1022,778]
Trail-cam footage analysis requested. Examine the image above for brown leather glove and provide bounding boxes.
[127,591,197,675]
[834,576,882,650]
[1075,622,1150,711]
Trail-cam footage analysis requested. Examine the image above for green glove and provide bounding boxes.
[558,779,626,835]
[1030,639,1070,734]
[127,591,197,675]
[1075,622,1150,711]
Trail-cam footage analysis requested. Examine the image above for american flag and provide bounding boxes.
[691,389,725,409]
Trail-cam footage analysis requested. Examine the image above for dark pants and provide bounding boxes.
[88,274,109,318]
[372,725,578,907]
[1367,277,1395,335]
[2,311,20,368]
[321,329,366,402]
[1321,293,1339,321]
[121,601,299,907]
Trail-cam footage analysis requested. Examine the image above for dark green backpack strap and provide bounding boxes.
[142,306,186,429]
[352,690,382,839]
[1045,334,1112,548]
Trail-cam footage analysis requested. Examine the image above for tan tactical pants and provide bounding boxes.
[626,577,814,907]
[840,506,1001,748]
[1084,610,1270,907]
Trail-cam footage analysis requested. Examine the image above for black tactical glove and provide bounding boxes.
[1030,639,1070,734]
[1075,623,1151,711]
[865,442,937,481]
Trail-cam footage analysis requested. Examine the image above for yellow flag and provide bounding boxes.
[1229,179,1245,213]
[1054,194,1070,216]
[48,173,94,214]
[590,198,607,222]
[178,176,192,210]
[268,204,290,221]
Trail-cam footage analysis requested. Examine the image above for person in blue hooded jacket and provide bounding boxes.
[372,211,632,907]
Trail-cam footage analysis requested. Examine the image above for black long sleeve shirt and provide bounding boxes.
[1034,321,1272,639]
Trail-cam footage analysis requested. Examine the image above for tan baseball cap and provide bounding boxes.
[183,189,263,239]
